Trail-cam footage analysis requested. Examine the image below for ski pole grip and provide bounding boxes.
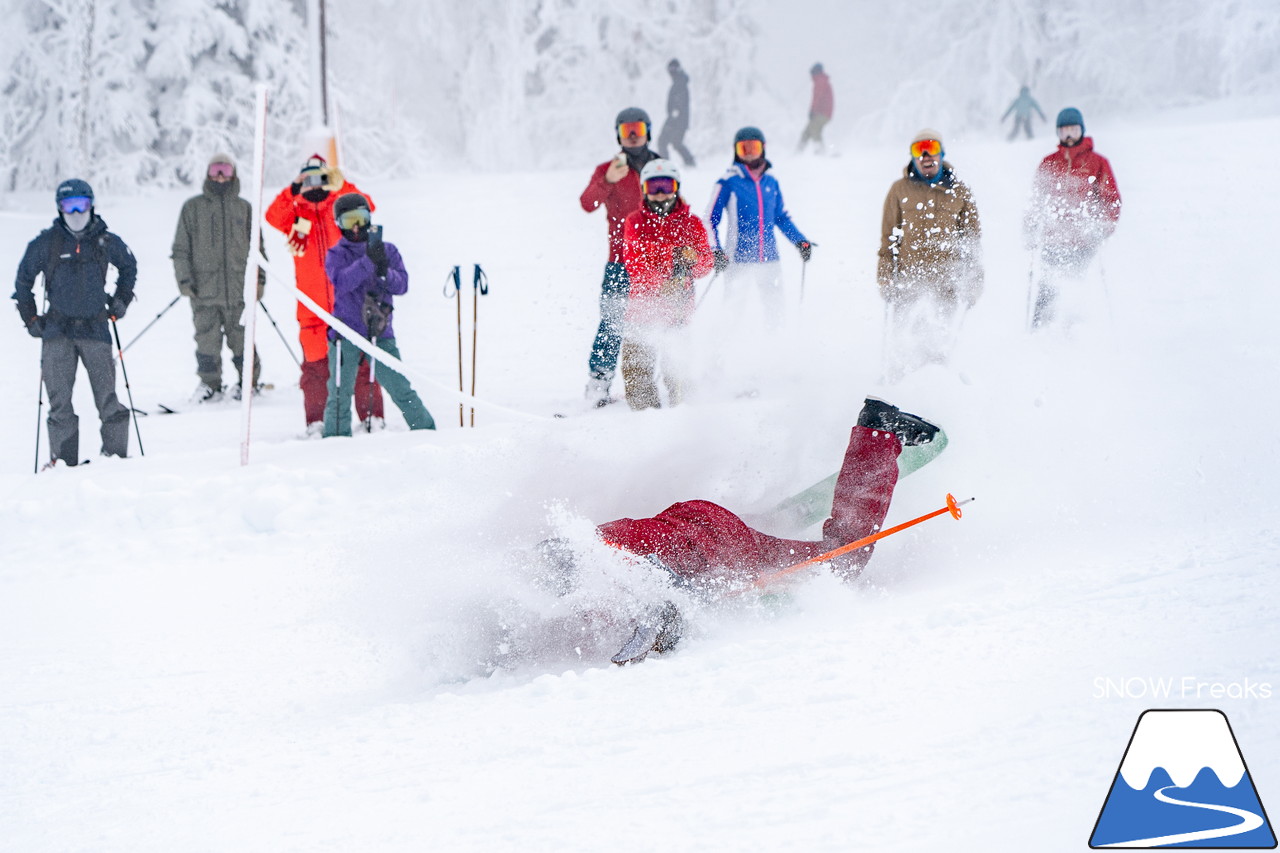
[443,265,461,298]
[473,264,489,295]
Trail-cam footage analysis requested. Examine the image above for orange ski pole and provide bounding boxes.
[754,493,972,589]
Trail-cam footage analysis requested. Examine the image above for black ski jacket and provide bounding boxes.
[13,215,137,342]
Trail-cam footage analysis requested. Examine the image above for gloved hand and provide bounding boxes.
[257,267,266,300]
[287,218,312,256]
[26,315,44,338]
[178,280,194,298]
[672,246,696,278]
[796,240,813,262]
[366,229,388,277]
[109,296,128,320]
[713,249,730,273]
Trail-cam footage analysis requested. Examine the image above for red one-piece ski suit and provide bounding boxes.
[597,425,901,581]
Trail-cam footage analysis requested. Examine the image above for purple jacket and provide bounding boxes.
[324,236,408,340]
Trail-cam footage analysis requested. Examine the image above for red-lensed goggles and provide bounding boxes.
[336,207,371,230]
[735,139,764,159]
[618,120,648,140]
[58,196,92,215]
[644,177,678,195]
[208,162,234,179]
[910,138,943,159]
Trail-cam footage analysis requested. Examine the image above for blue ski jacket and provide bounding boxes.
[12,215,137,342]
[705,162,807,264]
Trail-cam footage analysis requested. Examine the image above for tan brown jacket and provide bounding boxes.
[877,162,983,305]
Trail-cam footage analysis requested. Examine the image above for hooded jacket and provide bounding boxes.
[13,215,136,342]
[877,162,983,304]
[706,161,807,263]
[1025,136,1121,252]
[324,236,408,341]
[621,198,713,326]
[171,175,257,307]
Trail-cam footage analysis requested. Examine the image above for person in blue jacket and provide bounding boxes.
[322,193,435,437]
[13,179,137,467]
[705,126,813,321]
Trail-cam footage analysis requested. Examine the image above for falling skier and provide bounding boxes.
[531,397,941,664]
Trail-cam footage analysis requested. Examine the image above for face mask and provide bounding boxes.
[645,196,677,216]
[62,210,91,232]
[301,188,329,203]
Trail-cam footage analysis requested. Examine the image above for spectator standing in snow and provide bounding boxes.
[171,153,263,403]
[1023,107,1121,329]
[1001,85,1046,141]
[579,108,660,407]
[265,155,384,436]
[12,179,137,467]
[797,63,834,154]
[877,129,982,378]
[322,193,435,437]
[656,59,696,167]
[618,159,713,410]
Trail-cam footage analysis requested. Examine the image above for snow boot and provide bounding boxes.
[585,374,612,409]
[857,397,939,446]
[191,382,223,404]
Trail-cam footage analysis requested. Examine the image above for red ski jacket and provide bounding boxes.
[265,179,375,325]
[597,426,901,582]
[1026,137,1121,251]
[580,158,648,264]
[621,199,713,326]
[810,72,834,119]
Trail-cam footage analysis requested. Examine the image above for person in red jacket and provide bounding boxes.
[619,159,713,410]
[533,397,941,663]
[579,107,660,407]
[798,63,834,154]
[265,155,384,436]
[1024,107,1122,329]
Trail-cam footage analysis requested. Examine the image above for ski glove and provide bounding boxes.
[109,296,128,320]
[713,249,730,273]
[26,315,44,338]
[287,218,312,256]
[672,246,697,278]
[796,241,814,263]
[366,229,388,276]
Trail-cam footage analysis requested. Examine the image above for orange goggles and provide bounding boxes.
[735,139,764,159]
[910,138,943,158]
[617,121,648,140]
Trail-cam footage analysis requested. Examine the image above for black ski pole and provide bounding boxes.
[122,294,181,352]
[259,301,301,367]
[33,369,44,474]
[470,264,489,427]
[109,316,145,457]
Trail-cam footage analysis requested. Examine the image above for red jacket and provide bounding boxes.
[580,159,645,264]
[597,425,901,582]
[810,72,834,119]
[1026,137,1120,251]
[265,180,375,325]
[621,199,713,325]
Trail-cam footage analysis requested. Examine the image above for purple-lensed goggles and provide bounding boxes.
[208,162,235,179]
[644,177,678,195]
[58,196,92,215]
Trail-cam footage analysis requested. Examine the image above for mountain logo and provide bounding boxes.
[1090,709,1276,848]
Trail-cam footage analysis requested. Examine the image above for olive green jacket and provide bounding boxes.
[172,177,262,306]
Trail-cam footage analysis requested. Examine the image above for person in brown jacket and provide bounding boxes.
[877,129,982,379]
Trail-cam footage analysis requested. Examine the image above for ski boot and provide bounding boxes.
[857,397,939,446]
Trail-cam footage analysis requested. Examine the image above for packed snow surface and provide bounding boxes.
[2,109,1278,852]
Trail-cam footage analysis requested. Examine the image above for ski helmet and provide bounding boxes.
[810,63,824,75]
[1056,107,1084,132]
[55,178,94,206]
[639,158,681,189]
[734,126,766,145]
[615,107,652,144]
[333,192,371,232]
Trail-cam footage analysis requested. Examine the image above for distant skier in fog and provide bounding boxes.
[877,129,983,381]
[657,59,696,167]
[798,63,834,154]
[580,107,660,408]
[1023,107,1121,329]
[1001,85,1046,141]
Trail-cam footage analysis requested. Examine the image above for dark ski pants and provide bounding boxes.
[587,262,631,383]
[1032,243,1099,329]
[657,119,696,167]
[41,336,130,463]
[323,337,434,437]
[1008,116,1035,140]
[191,301,259,390]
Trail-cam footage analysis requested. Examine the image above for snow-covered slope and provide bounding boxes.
[1,108,1277,852]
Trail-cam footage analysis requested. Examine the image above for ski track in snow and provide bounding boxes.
[1,108,1278,852]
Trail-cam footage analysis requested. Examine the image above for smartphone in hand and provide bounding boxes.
[367,224,384,248]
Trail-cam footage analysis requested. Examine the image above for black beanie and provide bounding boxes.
[333,192,370,225]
